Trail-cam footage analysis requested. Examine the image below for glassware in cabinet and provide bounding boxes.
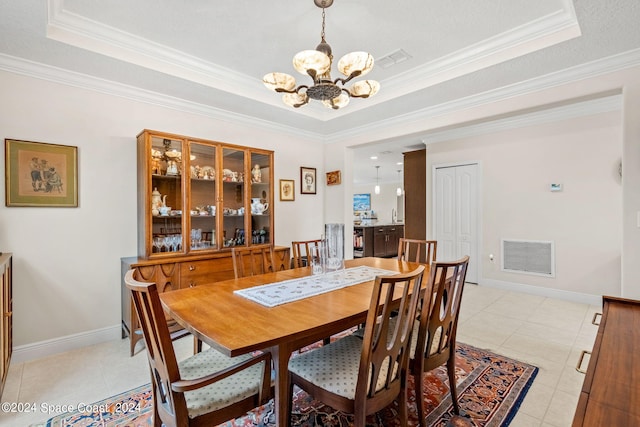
[221,147,246,248]
[149,135,184,256]
[188,141,218,251]
[249,151,271,244]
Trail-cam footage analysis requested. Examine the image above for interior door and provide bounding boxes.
[434,164,478,283]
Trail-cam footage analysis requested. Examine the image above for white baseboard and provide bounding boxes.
[12,324,122,363]
[479,278,602,306]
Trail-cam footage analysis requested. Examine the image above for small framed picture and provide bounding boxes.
[300,167,316,194]
[279,179,295,201]
[326,170,341,186]
[5,139,78,207]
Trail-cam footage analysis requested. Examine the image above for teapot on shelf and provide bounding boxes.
[151,188,167,217]
[250,197,269,215]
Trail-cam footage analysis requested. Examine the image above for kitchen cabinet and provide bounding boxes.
[354,225,403,258]
[353,227,373,258]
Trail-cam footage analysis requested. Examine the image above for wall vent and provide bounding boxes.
[501,239,555,277]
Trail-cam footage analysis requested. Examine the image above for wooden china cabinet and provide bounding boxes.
[121,130,289,355]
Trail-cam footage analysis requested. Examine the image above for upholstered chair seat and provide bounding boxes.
[180,349,269,418]
[288,335,398,400]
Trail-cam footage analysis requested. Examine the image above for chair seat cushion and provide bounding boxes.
[288,335,394,400]
[179,348,265,418]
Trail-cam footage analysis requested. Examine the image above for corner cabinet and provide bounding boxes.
[122,130,288,356]
[137,129,274,258]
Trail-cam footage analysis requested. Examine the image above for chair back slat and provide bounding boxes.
[398,238,437,264]
[416,256,469,369]
[291,239,323,268]
[356,265,427,407]
[124,270,188,426]
[231,244,278,278]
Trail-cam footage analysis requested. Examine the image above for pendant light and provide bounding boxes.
[396,169,403,196]
[374,166,380,195]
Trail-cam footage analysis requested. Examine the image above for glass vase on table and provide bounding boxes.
[324,223,345,283]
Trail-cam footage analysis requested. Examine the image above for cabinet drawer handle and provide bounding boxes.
[592,312,602,326]
[189,282,196,288]
[189,265,196,271]
[576,350,591,374]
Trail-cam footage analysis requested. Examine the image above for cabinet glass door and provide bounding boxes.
[150,136,184,255]
[221,147,246,248]
[189,142,218,251]
[249,152,271,244]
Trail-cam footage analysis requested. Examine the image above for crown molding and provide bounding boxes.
[45,0,579,123]
[420,94,622,144]
[325,48,640,144]
[0,53,324,144]
[0,46,638,147]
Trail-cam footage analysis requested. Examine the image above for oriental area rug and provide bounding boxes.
[35,343,537,427]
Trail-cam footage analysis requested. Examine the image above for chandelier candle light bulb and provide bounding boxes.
[263,0,380,110]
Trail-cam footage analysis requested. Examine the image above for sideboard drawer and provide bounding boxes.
[180,258,234,288]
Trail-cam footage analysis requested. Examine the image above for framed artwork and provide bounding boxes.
[326,170,341,186]
[353,193,371,213]
[279,179,295,201]
[300,166,316,194]
[5,139,78,207]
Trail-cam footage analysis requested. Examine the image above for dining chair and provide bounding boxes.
[291,239,323,268]
[124,269,273,427]
[231,244,283,278]
[286,265,427,427]
[397,238,437,264]
[410,256,470,425]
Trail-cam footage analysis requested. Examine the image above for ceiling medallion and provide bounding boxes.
[263,0,380,110]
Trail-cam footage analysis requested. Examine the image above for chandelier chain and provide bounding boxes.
[321,7,326,42]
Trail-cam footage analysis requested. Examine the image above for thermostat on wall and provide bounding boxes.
[550,183,562,192]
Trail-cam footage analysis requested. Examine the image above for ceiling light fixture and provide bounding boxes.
[262,0,380,110]
[396,169,403,196]
[374,165,381,195]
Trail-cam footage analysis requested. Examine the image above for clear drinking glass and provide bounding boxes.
[310,243,325,275]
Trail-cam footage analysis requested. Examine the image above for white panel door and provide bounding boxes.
[435,164,478,283]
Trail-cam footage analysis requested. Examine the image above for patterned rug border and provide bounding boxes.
[32,342,538,427]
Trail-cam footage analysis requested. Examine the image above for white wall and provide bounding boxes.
[0,71,325,356]
[426,111,623,298]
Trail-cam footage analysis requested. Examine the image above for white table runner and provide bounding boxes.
[234,266,398,307]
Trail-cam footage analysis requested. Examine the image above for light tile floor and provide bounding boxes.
[0,284,600,427]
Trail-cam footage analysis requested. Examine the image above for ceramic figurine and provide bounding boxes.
[251,164,262,183]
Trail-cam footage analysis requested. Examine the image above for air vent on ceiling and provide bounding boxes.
[377,49,412,69]
[501,239,555,277]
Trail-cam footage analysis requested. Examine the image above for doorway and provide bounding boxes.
[433,163,479,283]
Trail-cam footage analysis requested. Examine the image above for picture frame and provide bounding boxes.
[353,193,371,213]
[300,166,316,194]
[5,139,78,207]
[279,179,295,201]
[326,170,341,186]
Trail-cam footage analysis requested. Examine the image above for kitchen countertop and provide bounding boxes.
[354,223,404,228]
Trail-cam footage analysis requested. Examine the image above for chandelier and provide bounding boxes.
[262,0,380,110]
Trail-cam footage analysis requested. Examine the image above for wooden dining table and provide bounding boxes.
[160,256,425,426]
